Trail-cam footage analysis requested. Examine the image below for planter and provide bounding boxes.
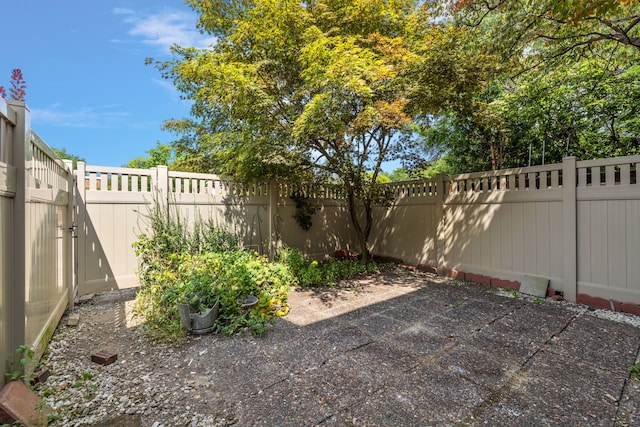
[177,299,220,335]
[238,295,258,309]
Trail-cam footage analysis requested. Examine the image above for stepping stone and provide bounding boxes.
[519,275,549,298]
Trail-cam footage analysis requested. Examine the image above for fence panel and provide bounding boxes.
[76,163,155,295]
[370,177,441,267]
[277,181,353,259]
[443,163,565,286]
[576,157,640,303]
[0,101,73,385]
[24,131,71,347]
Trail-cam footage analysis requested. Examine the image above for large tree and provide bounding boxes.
[418,0,640,173]
[155,0,493,261]
[453,0,640,69]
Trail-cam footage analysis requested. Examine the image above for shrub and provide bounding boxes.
[133,198,292,341]
[278,247,383,287]
[134,251,293,340]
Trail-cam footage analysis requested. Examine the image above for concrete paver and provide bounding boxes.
[229,271,640,426]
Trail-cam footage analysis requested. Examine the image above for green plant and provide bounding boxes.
[133,196,241,290]
[5,344,37,383]
[73,371,98,399]
[290,192,319,231]
[278,247,384,287]
[534,297,542,304]
[134,249,294,340]
[511,290,519,298]
[631,361,640,380]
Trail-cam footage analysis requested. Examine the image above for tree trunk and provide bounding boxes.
[345,185,373,264]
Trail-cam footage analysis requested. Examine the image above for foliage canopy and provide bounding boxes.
[154,0,494,260]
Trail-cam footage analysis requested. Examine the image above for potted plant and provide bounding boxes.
[176,277,220,334]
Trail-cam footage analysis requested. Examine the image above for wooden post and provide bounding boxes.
[562,156,577,302]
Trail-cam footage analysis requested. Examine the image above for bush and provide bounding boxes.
[132,199,292,341]
[133,197,241,290]
[134,250,293,340]
[278,247,383,287]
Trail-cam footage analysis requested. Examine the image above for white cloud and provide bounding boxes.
[152,78,182,102]
[31,104,131,129]
[113,8,135,15]
[114,8,215,53]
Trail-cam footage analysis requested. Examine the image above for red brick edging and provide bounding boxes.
[409,262,640,316]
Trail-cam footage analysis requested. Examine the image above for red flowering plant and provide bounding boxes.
[0,69,26,101]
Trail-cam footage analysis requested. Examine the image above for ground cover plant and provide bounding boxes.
[279,247,384,287]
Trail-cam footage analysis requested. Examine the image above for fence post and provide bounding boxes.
[8,101,28,353]
[155,166,169,204]
[435,173,447,274]
[268,180,278,260]
[562,156,577,302]
[76,161,86,296]
[63,160,75,311]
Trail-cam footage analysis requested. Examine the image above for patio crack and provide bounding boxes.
[457,307,582,426]
[613,338,640,426]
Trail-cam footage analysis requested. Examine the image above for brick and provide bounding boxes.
[550,295,564,301]
[491,278,520,290]
[547,287,556,298]
[442,269,465,281]
[417,264,437,274]
[30,369,50,386]
[332,249,349,259]
[399,264,417,272]
[576,293,591,306]
[372,254,403,265]
[621,302,640,316]
[0,380,49,426]
[91,349,117,366]
[466,273,491,286]
[589,296,612,311]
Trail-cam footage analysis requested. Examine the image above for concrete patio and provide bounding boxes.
[41,269,640,426]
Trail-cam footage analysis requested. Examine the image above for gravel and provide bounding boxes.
[495,287,640,329]
[34,297,237,427]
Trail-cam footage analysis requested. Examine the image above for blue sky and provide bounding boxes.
[2,1,213,167]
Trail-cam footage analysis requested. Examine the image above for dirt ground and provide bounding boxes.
[32,268,640,426]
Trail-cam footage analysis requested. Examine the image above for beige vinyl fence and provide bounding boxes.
[75,164,356,296]
[370,156,640,306]
[0,100,74,386]
[2,98,639,384]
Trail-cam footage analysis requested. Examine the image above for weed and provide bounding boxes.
[5,344,37,384]
[534,297,542,304]
[511,290,519,298]
[631,361,640,380]
[73,371,98,399]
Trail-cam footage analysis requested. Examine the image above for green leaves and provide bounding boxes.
[156,0,497,258]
